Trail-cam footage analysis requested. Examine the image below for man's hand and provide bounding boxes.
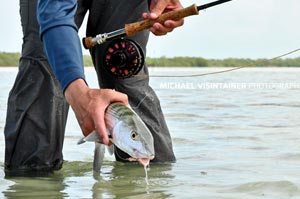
[64,79,128,145]
[143,0,184,36]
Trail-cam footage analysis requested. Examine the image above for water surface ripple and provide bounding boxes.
[1,67,300,198]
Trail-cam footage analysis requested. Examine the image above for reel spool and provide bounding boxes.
[103,38,144,78]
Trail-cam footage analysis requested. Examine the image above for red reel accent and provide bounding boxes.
[103,38,144,78]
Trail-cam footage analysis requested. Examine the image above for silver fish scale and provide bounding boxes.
[105,103,135,125]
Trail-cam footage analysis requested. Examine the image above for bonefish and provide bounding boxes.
[78,102,155,171]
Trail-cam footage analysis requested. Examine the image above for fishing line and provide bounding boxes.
[81,0,299,79]
[114,145,132,162]
[135,47,300,78]
[82,0,234,79]
[131,92,150,109]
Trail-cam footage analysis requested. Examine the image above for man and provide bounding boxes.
[37,0,183,149]
[75,0,183,162]
[38,0,183,161]
[4,0,183,173]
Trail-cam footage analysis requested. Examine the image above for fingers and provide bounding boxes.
[93,105,109,145]
[65,80,128,146]
[80,118,95,137]
[149,0,170,17]
[143,0,184,36]
[150,20,184,36]
[142,12,184,36]
[84,89,128,145]
[107,89,129,106]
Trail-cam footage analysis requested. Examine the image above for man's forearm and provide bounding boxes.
[37,0,86,91]
[42,26,86,91]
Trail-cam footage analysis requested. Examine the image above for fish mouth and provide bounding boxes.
[127,157,153,167]
[127,155,155,167]
[132,149,155,160]
[137,158,150,167]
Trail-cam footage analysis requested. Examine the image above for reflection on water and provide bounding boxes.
[3,173,66,199]
[1,67,300,198]
[91,162,174,199]
[3,161,174,199]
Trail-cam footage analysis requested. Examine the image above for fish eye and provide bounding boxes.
[131,131,139,140]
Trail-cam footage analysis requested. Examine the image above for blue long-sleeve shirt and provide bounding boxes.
[37,0,86,91]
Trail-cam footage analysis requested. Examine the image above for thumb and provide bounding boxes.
[150,0,169,18]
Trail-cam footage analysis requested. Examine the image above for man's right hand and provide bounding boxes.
[64,78,128,145]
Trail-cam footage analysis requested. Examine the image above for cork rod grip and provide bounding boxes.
[125,4,198,37]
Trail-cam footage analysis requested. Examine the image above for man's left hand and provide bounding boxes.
[143,0,184,36]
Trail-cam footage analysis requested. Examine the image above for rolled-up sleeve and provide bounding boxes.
[37,0,86,91]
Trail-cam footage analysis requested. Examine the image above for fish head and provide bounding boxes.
[111,116,155,161]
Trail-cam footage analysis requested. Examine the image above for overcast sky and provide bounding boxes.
[1,0,299,59]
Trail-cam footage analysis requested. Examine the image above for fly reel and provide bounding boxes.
[103,38,144,78]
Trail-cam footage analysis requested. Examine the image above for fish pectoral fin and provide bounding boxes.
[93,142,106,172]
[77,137,86,145]
[77,131,102,145]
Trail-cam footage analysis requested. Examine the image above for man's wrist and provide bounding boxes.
[64,78,89,106]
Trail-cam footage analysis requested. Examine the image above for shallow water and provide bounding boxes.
[1,67,300,198]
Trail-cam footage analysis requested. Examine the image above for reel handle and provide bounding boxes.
[125,4,198,36]
[82,37,94,49]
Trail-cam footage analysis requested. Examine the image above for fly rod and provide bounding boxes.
[82,0,233,49]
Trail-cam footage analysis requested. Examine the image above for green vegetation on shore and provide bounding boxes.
[0,53,21,66]
[146,56,300,67]
[1,52,300,67]
[0,52,95,67]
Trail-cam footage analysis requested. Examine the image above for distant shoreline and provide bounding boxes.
[1,52,300,67]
